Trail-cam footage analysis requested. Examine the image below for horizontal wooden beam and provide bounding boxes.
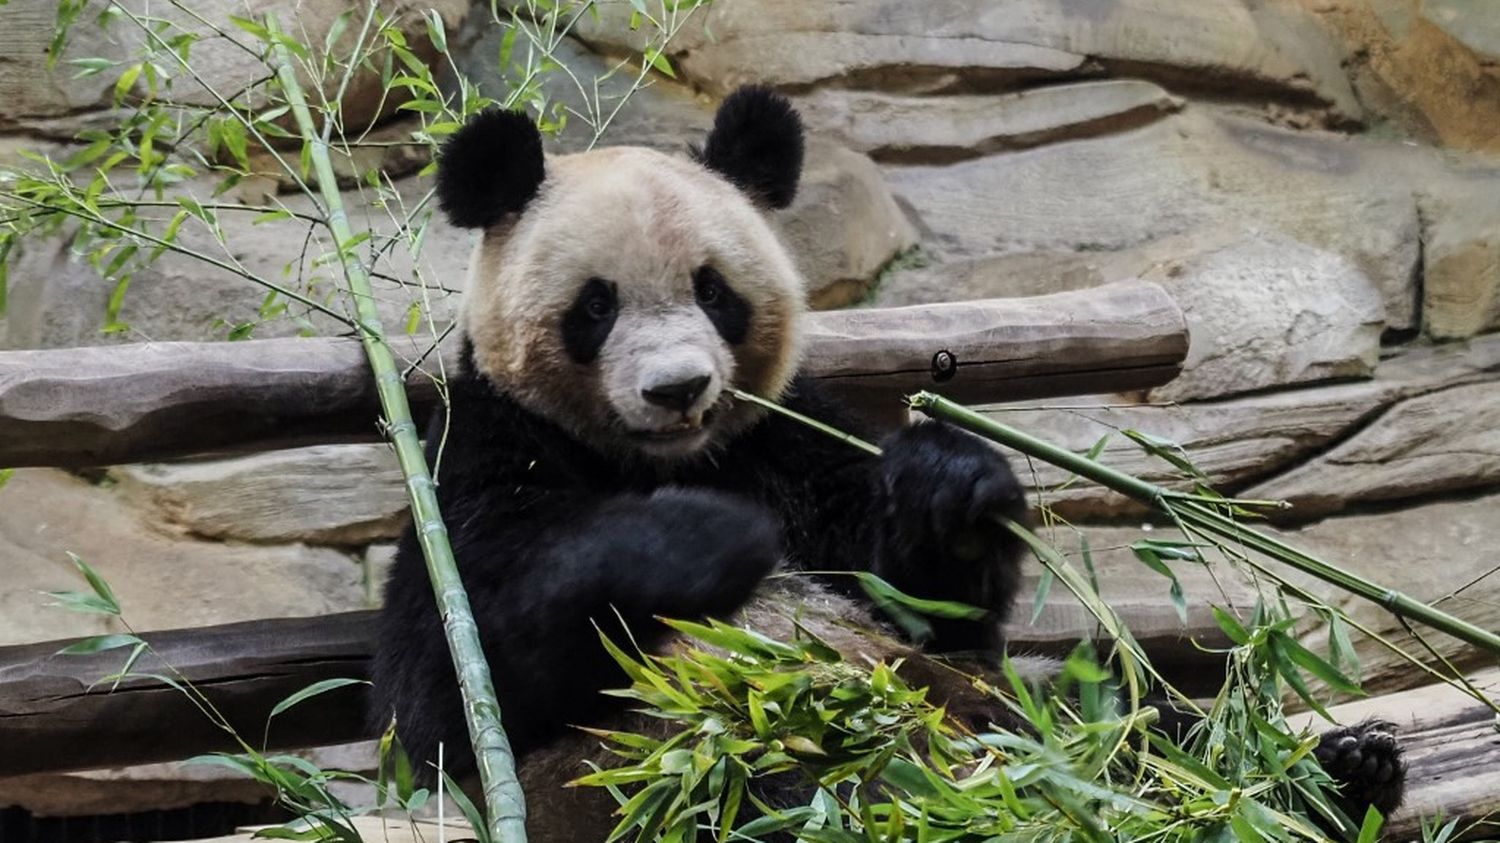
[1290,669,1500,840]
[0,601,1226,778]
[0,280,1185,467]
[0,613,374,778]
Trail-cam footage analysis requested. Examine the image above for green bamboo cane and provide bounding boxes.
[907,391,1500,658]
[266,19,526,841]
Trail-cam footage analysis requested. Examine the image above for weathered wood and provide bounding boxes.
[0,601,1226,778]
[0,613,374,778]
[0,280,1186,468]
[1291,669,1500,840]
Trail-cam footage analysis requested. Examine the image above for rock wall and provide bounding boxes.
[2,0,1498,715]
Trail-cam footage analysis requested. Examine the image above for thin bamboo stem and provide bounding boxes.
[908,391,1500,658]
[266,18,526,841]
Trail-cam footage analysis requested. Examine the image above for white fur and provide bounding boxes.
[462,146,806,459]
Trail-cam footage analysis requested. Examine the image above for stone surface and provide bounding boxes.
[1246,381,1500,517]
[1145,231,1385,402]
[986,333,1500,522]
[882,109,1422,332]
[565,0,1362,122]
[791,80,1183,162]
[780,140,919,309]
[1066,491,1500,697]
[991,379,1399,520]
[0,177,473,349]
[0,0,468,136]
[0,469,367,647]
[1300,0,1500,154]
[1419,182,1500,339]
[112,445,409,546]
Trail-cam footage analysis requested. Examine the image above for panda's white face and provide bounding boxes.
[462,147,806,461]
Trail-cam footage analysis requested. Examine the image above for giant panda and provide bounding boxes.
[370,87,1406,840]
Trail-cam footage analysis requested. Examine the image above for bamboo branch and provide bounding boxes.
[266,18,526,841]
[907,391,1500,659]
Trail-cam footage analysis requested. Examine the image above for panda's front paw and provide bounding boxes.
[879,421,1026,560]
[1314,720,1406,824]
[875,422,1026,647]
[620,488,783,618]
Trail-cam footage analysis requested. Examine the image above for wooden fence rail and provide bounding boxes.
[0,607,1232,778]
[0,280,1186,468]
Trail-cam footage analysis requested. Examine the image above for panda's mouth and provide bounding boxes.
[627,407,720,444]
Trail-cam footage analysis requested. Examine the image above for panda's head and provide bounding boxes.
[439,87,807,461]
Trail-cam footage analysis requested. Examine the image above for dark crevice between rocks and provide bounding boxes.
[765,61,1104,98]
[1390,196,1431,345]
[859,99,1184,165]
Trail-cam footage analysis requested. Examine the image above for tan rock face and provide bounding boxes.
[0,0,469,135]
[1419,182,1500,339]
[1062,491,1500,697]
[1246,380,1500,516]
[791,80,1184,162]
[564,0,1361,121]
[882,109,1423,332]
[778,140,919,309]
[112,445,410,546]
[0,469,368,647]
[983,334,1500,521]
[1300,0,1500,155]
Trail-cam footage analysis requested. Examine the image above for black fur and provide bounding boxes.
[370,366,1025,781]
[696,86,804,209]
[1314,719,1407,827]
[436,108,546,229]
[560,278,618,364]
[693,266,751,345]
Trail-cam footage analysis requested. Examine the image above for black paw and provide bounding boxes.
[1314,719,1407,821]
[875,422,1027,648]
[608,488,783,618]
[879,422,1026,552]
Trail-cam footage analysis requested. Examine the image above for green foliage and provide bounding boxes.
[578,595,1361,842]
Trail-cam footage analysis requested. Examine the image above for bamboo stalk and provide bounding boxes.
[907,391,1500,658]
[266,19,526,841]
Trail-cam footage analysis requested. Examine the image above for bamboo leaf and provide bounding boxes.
[56,632,141,655]
[268,677,369,721]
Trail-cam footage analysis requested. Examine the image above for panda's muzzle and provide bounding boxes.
[641,375,710,413]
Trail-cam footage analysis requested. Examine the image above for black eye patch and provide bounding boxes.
[561,277,618,364]
[693,266,751,345]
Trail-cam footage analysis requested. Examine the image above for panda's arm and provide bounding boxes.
[733,376,1029,651]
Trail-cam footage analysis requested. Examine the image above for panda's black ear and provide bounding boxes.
[436,108,545,228]
[697,86,804,210]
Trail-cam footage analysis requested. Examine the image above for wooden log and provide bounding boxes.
[1290,668,1500,840]
[0,280,1186,468]
[0,602,1226,778]
[0,613,375,778]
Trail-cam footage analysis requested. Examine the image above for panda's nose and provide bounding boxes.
[641,375,710,412]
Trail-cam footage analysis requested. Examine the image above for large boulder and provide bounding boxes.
[1144,231,1385,402]
[0,177,473,349]
[880,108,1423,333]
